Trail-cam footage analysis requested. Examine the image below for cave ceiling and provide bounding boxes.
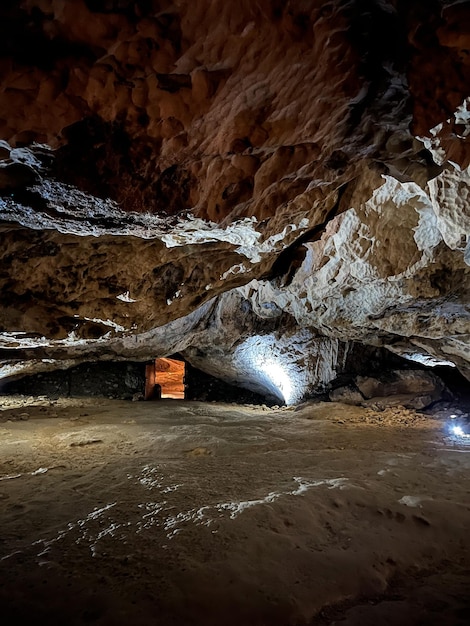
[0,0,470,402]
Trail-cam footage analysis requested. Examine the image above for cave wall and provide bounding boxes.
[0,1,470,401]
[184,362,270,405]
[1,360,146,399]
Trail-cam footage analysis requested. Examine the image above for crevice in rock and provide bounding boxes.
[266,183,349,281]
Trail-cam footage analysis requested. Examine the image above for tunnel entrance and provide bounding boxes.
[145,358,186,400]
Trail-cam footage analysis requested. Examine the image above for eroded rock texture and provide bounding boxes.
[0,0,469,402]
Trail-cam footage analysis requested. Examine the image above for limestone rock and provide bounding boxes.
[0,143,44,189]
[0,2,470,403]
[361,394,436,411]
[0,140,11,159]
[355,370,446,410]
[329,386,364,406]
[240,168,470,379]
[428,164,470,264]
[355,370,444,399]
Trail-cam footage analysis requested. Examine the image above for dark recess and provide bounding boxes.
[2,361,146,400]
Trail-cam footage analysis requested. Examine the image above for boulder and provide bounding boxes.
[356,370,444,398]
[355,370,445,409]
[361,394,435,411]
[329,385,364,405]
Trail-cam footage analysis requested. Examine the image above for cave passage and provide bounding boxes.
[145,358,186,400]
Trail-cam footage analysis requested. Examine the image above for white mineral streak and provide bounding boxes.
[162,215,310,263]
[220,263,248,280]
[0,300,217,384]
[30,502,120,559]
[116,291,137,302]
[83,317,126,332]
[428,165,470,264]
[0,333,50,348]
[0,473,23,481]
[386,349,456,368]
[24,476,350,557]
[417,97,470,167]
[0,182,308,266]
[454,97,470,132]
[0,359,78,382]
[417,122,446,166]
[213,477,348,519]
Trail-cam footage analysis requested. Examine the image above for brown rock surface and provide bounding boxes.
[3,0,467,218]
[355,370,445,401]
[0,1,470,400]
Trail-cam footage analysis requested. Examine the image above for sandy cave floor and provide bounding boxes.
[0,396,469,626]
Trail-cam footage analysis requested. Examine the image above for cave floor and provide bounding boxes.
[0,397,469,626]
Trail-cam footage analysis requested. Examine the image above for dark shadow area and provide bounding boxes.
[185,362,274,405]
[1,361,146,400]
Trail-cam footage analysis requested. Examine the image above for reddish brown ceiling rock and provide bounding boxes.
[407,1,470,134]
[1,0,456,221]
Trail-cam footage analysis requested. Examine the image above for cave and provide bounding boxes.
[145,357,186,400]
[1,1,470,625]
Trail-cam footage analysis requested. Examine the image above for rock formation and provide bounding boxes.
[0,0,469,402]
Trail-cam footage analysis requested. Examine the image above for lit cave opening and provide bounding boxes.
[145,358,186,400]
